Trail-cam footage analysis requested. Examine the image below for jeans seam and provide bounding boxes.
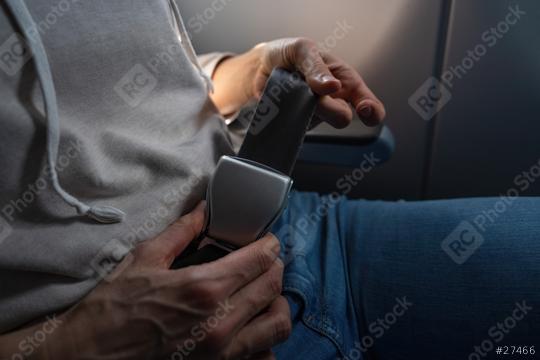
[283,285,347,358]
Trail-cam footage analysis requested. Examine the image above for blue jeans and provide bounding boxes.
[272,192,540,360]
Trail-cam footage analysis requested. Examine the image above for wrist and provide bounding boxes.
[210,45,263,116]
[31,312,73,359]
[0,313,71,360]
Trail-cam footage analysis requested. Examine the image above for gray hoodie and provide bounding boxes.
[0,0,233,333]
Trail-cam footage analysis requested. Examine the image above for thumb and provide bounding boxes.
[137,201,206,268]
[261,39,341,97]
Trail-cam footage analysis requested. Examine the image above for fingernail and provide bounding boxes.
[358,105,373,119]
[319,74,337,83]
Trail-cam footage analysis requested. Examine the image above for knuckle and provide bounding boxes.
[291,38,318,62]
[244,294,262,318]
[255,247,275,274]
[267,265,283,296]
[294,37,316,50]
[181,267,201,284]
[189,282,223,310]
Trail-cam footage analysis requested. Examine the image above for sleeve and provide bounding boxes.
[198,52,248,151]
[196,52,235,80]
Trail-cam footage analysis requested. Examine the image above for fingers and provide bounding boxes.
[227,296,291,358]
[350,89,386,127]
[134,201,206,268]
[290,39,342,96]
[222,258,284,335]
[200,234,281,296]
[314,96,354,129]
[259,38,385,128]
[282,39,385,127]
[258,38,341,97]
[322,52,386,127]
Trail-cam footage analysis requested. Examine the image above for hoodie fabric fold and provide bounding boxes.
[0,0,233,332]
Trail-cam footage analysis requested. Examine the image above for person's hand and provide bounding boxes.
[29,202,290,359]
[210,37,386,128]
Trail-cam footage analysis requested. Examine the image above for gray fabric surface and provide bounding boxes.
[0,0,233,333]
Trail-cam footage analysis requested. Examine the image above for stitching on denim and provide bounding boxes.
[283,283,347,358]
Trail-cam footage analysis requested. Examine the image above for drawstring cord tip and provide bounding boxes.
[85,206,125,224]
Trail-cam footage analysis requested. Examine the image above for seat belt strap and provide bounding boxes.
[238,68,318,176]
[172,68,317,269]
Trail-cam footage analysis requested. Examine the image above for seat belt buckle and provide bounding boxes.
[170,155,292,269]
[200,155,292,251]
[171,68,316,269]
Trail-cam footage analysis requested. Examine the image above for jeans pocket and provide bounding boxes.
[274,287,350,360]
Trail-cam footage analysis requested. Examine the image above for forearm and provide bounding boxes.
[0,314,70,359]
[209,45,263,117]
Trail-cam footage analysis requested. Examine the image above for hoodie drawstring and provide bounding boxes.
[168,0,214,93]
[6,0,125,224]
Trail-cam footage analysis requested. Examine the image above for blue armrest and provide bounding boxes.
[300,124,395,168]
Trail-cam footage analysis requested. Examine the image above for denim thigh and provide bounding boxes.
[273,192,540,360]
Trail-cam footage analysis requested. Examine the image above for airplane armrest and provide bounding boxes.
[300,122,395,168]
